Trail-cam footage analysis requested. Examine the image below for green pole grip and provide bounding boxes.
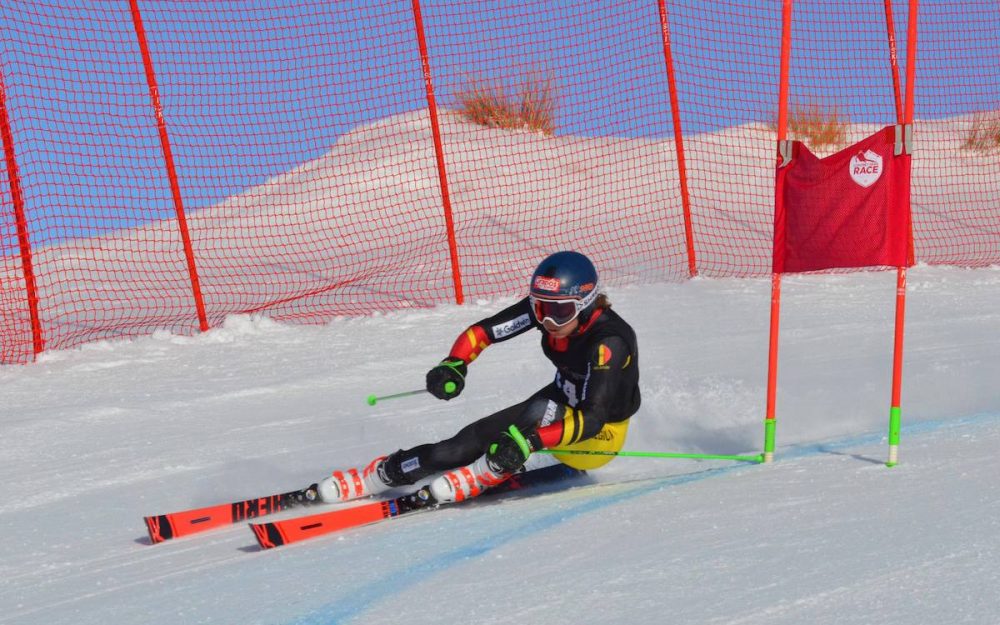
[764,418,776,455]
[444,381,457,395]
[888,406,901,446]
[886,406,901,467]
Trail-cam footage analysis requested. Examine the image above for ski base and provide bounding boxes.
[250,464,584,549]
[144,484,321,544]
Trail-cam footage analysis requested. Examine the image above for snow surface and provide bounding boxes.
[2,263,999,625]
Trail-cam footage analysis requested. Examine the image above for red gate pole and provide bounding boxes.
[886,267,906,466]
[763,272,782,463]
[0,71,45,358]
[882,0,904,124]
[656,0,697,278]
[903,1,919,127]
[904,1,917,267]
[129,0,209,332]
[887,1,919,467]
[764,0,794,463]
[882,0,905,468]
[411,0,464,305]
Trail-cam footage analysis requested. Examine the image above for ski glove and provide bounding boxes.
[426,359,467,400]
[486,425,542,473]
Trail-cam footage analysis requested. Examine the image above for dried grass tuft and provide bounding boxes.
[455,75,556,136]
[771,101,850,150]
[963,110,1000,153]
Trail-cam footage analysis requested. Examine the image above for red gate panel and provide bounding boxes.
[774,126,913,274]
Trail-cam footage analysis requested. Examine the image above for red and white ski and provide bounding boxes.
[250,464,583,549]
[144,484,320,543]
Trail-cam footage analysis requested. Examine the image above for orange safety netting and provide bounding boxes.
[0,1,997,363]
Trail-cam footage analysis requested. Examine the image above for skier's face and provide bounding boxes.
[542,316,579,338]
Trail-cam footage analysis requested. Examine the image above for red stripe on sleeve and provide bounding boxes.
[448,324,492,363]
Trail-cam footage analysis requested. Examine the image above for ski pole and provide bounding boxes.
[536,449,764,463]
[366,382,457,406]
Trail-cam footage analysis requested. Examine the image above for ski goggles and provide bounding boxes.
[530,295,588,327]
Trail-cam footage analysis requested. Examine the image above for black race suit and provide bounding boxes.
[390,297,640,485]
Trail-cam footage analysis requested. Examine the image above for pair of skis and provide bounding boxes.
[143,464,583,549]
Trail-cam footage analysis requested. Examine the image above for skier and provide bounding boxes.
[317,250,640,504]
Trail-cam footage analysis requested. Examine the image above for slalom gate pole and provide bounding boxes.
[886,1,917,468]
[537,449,764,463]
[886,267,907,467]
[764,0,793,465]
[763,273,782,463]
[366,382,456,406]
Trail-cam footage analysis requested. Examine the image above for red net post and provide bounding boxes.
[0,69,43,360]
[655,0,697,278]
[128,0,208,332]
[410,0,463,305]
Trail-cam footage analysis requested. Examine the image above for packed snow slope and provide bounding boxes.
[1,265,999,625]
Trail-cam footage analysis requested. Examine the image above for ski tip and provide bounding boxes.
[143,515,170,544]
[250,522,284,550]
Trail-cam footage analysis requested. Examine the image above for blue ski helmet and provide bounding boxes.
[528,251,600,326]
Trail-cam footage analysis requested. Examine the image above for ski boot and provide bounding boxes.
[428,454,510,503]
[317,454,400,503]
[429,424,536,503]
